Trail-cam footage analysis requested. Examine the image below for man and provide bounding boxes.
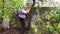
[17,7,30,34]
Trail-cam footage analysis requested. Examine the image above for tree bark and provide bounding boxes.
[28,0,35,30]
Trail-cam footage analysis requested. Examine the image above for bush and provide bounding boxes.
[36,8,60,34]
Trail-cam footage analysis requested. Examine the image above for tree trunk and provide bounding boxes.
[27,0,36,30]
[2,19,9,28]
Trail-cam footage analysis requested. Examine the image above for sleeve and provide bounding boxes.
[17,8,21,13]
[22,9,27,14]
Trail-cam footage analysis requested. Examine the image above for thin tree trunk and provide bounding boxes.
[28,0,35,30]
[2,0,10,29]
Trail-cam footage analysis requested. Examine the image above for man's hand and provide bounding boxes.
[26,8,30,14]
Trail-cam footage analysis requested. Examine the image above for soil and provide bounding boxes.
[0,28,28,34]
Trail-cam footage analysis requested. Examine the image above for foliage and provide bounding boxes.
[31,25,41,34]
[36,8,60,34]
[26,0,32,7]
[0,0,25,21]
[0,0,3,18]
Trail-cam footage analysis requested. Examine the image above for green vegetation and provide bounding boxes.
[0,0,25,21]
[31,25,41,34]
[0,0,60,34]
[36,8,60,34]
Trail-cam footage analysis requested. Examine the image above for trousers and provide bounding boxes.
[19,17,26,34]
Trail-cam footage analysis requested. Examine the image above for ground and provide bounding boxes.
[0,28,29,34]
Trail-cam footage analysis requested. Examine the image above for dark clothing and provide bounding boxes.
[19,17,26,34]
[19,18,26,28]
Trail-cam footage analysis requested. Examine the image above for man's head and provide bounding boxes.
[25,7,30,13]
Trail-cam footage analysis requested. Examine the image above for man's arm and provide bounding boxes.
[17,8,21,15]
[22,9,27,14]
